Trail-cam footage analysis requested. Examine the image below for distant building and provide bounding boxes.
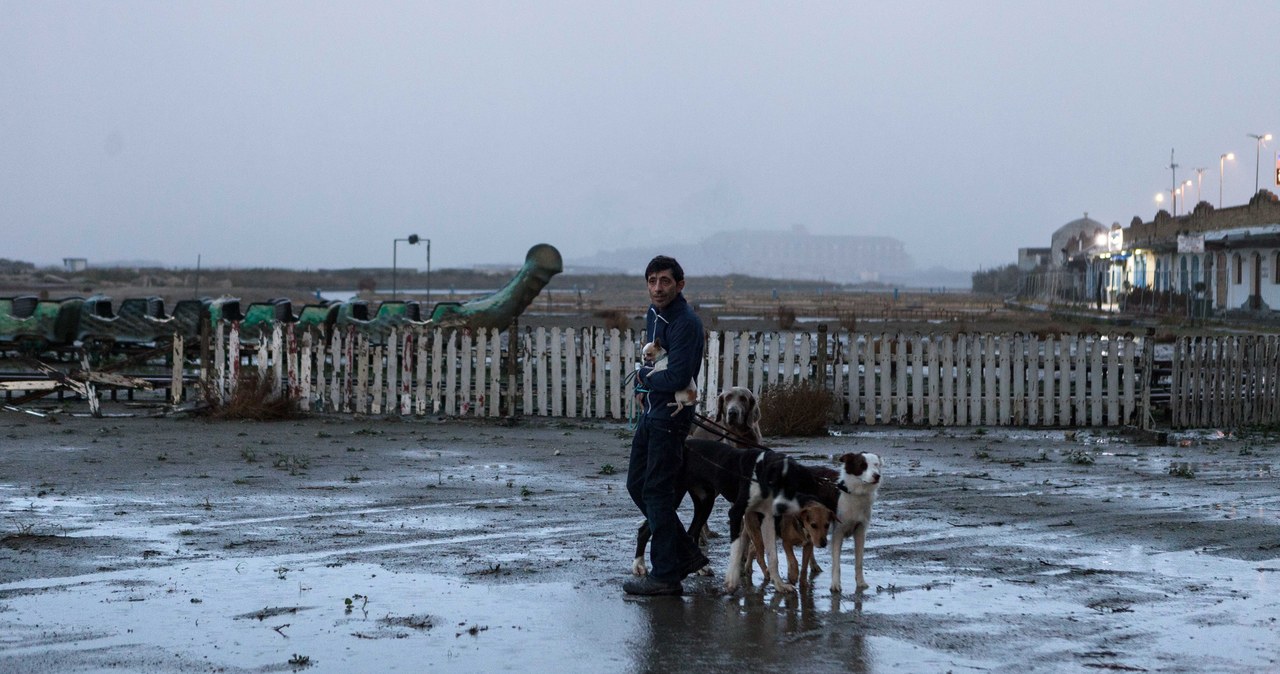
[1050,215,1109,266]
[581,224,914,284]
[1017,247,1051,271]
[63,257,88,273]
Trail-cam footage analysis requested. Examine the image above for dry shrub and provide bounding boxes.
[776,305,797,329]
[198,369,302,421]
[838,310,857,331]
[595,309,631,331]
[759,381,837,437]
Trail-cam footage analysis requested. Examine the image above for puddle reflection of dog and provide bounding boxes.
[830,452,882,594]
[640,338,698,415]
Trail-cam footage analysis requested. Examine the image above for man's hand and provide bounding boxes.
[636,364,655,387]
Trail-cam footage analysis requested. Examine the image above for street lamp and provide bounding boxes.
[1182,179,1193,214]
[392,234,420,300]
[1219,152,1235,207]
[1194,168,1206,207]
[1248,132,1273,195]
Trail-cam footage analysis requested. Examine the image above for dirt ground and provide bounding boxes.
[0,406,1277,673]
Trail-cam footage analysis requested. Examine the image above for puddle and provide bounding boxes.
[0,558,982,673]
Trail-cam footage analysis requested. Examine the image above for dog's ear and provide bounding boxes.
[716,391,728,421]
[840,452,869,476]
[653,337,661,350]
[747,391,761,424]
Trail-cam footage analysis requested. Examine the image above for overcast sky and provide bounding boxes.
[3,1,1278,273]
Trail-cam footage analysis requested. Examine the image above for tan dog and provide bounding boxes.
[742,500,835,588]
[780,502,835,587]
[641,338,697,415]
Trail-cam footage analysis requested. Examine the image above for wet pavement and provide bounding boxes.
[0,413,1278,672]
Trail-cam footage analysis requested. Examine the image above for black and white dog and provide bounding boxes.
[630,438,826,594]
[723,447,827,594]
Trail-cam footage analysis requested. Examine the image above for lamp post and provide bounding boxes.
[1248,132,1273,195]
[392,234,420,300]
[1159,187,1184,216]
[1219,152,1235,207]
[1194,168,1206,207]
[1182,179,1193,214]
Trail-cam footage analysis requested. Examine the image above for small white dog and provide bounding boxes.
[830,451,882,593]
[640,338,698,415]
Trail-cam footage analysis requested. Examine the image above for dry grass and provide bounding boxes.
[775,305,797,330]
[594,309,631,331]
[758,381,838,437]
[198,369,302,421]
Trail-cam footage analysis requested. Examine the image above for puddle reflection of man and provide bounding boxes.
[623,255,708,596]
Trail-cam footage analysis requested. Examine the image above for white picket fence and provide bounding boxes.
[178,324,1151,428]
[1169,335,1280,428]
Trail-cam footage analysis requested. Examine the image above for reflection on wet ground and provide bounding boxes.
[0,557,974,672]
[3,540,1276,672]
[2,420,1278,672]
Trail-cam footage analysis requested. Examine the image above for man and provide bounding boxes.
[623,255,709,596]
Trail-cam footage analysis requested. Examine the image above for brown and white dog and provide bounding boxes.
[689,386,761,447]
[641,338,698,415]
[830,452,883,594]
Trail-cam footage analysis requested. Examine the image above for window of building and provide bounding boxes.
[1234,253,1243,285]
[1274,252,1280,284]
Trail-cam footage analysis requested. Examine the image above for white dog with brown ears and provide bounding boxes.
[830,452,883,594]
[640,338,698,414]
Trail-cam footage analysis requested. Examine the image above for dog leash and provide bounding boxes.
[690,412,851,495]
[689,412,763,449]
[624,367,646,431]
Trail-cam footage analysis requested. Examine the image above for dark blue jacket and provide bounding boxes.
[639,293,704,417]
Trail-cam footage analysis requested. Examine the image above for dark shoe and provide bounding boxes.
[623,576,683,596]
[676,552,710,580]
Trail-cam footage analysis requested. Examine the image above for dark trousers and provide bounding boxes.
[627,409,701,583]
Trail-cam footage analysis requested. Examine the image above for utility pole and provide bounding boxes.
[1168,149,1180,215]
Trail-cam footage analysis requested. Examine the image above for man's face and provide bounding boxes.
[647,269,684,309]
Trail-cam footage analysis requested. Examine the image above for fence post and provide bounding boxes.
[1140,332,1153,430]
[506,319,518,417]
[171,334,184,406]
[816,324,828,389]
